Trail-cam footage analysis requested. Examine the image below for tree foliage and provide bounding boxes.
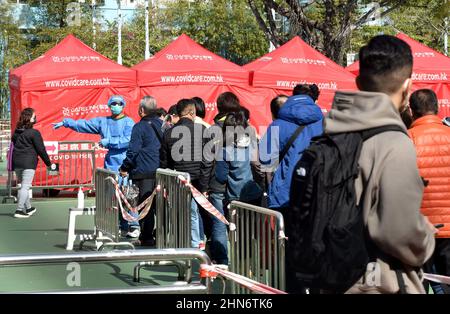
[163,0,269,65]
[248,0,413,65]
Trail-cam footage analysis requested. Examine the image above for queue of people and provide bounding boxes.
[8,34,449,294]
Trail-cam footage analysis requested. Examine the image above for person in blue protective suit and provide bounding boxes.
[53,95,138,237]
[52,95,135,172]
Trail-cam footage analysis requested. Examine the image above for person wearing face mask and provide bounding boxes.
[53,95,136,236]
[52,95,135,173]
[11,108,54,218]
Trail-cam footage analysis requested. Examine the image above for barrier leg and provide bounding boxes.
[133,261,187,283]
[2,171,17,204]
[66,209,80,250]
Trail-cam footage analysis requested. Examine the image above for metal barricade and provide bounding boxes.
[82,168,134,250]
[156,168,192,249]
[3,141,96,203]
[0,249,212,294]
[0,119,10,162]
[229,201,286,294]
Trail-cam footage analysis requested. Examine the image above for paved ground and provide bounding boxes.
[0,197,197,292]
[0,160,227,293]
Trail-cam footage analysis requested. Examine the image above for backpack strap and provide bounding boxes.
[361,125,407,141]
[279,125,306,163]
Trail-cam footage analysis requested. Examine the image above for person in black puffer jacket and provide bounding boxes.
[11,108,53,218]
[160,99,213,248]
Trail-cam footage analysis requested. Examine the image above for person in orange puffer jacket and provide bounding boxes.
[409,89,450,293]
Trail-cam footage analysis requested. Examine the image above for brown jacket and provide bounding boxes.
[325,91,435,294]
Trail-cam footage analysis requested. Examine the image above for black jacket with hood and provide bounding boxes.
[12,128,51,170]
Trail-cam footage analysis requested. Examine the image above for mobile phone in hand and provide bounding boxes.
[434,224,444,229]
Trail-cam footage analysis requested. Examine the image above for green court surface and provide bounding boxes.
[0,161,227,293]
[0,197,196,293]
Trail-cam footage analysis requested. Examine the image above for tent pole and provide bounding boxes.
[92,0,96,50]
[117,0,123,65]
[444,17,448,56]
[145,0,151,60]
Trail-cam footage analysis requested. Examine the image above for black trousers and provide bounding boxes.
[134,178,156,242]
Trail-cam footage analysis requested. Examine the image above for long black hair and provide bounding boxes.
[222,110,249,146]
[16,108,35,130]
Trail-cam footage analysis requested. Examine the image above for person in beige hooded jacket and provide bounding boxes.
[325,35,436,294]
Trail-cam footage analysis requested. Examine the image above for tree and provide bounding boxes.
[0,2,29,117]
[164,0,269,65]
[248,0,410,65]
[348,0,450,63]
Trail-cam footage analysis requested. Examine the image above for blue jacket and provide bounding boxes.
[216,135,262,202]
[120,114,163,180]
[259,95,323,209]
[63,115,134,172]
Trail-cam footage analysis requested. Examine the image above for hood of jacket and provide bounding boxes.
[277,95,323,125]
[12,128,26,143]
[325,91,406,134]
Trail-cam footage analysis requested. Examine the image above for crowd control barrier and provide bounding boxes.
[79,168,134,251]
[229,201,286,294]
[0,119,10,162]
[155,168,192,249]
[0,249,212,294]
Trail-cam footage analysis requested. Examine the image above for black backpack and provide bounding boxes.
[287,125,406,293]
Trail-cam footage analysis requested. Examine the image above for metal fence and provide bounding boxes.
[0,119,10,162]
[155,168,192,249]
[0,249,212,294]
[3,141,96,203]
[229,201,286,294]
[85,168,134,251]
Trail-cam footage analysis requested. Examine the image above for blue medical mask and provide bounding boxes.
[110,104,124,115]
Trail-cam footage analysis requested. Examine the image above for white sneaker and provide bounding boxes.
[126,229,140,238]
[14,210,30,218]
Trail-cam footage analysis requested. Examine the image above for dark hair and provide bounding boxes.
[241,106,250,121]
[270,95,288,119]
[192,97,206,119]
[176,98,196,116]
[409,89,439,118]
[293,84,320,101]
[358,35,413,94]
[400,107,413,129]
[168,104,178,116]
[217,92,241,114]
[156,107,167,117]
[222,110,249,145]
[16,108,35,129]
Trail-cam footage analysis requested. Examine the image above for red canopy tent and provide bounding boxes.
[244,36,357,113]
[133,34,272,127]
[9,34,140,186]
[346,33,450,117]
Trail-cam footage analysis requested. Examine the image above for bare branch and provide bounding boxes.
[247,0,283,47]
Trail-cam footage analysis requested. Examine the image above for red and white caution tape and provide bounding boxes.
[200,264,287,294]
[177,175,234,230]
[424,273,450,285]
[106,177,156,223]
